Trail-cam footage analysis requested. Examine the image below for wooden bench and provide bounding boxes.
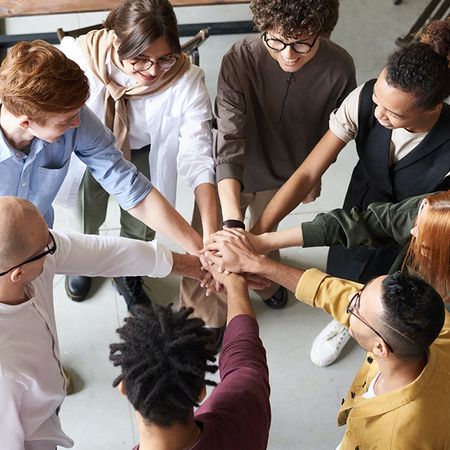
[0,0,249,17]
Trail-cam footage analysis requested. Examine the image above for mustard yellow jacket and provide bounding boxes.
[296,269,450,450]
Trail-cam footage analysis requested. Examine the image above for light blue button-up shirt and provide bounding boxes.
[0,106,152,226]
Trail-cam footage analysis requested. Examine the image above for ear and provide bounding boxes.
[372,339,389,358]
[10,267,24,284]
[117,379,126,396]
[18,116,31,130]
[198,384,207,403]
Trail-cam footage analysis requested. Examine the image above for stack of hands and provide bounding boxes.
[197,228,271,295]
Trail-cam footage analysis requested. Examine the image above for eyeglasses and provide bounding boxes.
[262,32,319,54]
[130,54,179,73]
[0,232,57,277]
[347,291,395,353]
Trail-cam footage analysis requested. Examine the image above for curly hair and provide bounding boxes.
[380,272,444,360]
[386,18,450,109]
[104,0,181,60]
[0,40,89,122]
[250,0,339,38]
[110,304,218,426]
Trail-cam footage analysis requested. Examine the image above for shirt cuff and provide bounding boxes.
[301,218,328,248]
[115,174,153,211]
[295,268,329,307]
[216,162,244,185]
[146,241,173,278]
[192,171,216,189]
[329,112,355,144]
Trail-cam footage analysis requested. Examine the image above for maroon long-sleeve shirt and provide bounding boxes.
[133,314,271,450]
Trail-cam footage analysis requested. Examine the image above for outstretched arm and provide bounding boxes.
[218,178,244,222]
[204,228,304,293]
[210,265,255,324]
[194,183,219,240]
[129,188,203,255]
[206,227,304,255]
[251,130,346,234]
[207,194,422,254]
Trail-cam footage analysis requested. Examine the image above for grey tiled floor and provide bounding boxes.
[5,1,427,448]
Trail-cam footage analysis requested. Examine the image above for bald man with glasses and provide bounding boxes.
[202,229,450,449]
[0,196,204,450]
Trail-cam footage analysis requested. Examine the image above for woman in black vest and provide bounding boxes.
[250,18,450,367]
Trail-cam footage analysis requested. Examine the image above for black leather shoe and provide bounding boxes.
[113,276,151,316]
[263,286,288,309]
[65,276,91,302]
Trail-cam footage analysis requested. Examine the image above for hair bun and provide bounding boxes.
[420,18,450,64]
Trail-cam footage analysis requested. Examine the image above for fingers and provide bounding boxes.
[200,270,213,288]
[203,251,223,267]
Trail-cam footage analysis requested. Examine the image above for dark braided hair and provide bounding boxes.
[110,304,218,426]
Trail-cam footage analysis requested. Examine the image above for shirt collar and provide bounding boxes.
[0,284,36,313]
[0,122,46,163]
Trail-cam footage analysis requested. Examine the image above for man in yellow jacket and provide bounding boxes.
[203,230,449,449]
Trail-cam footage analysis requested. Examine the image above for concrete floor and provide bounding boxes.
[5,1,428,448]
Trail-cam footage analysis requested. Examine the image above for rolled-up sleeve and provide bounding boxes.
[328,84,363,144]
[301,196,421,250]
[214,51,246,185]
[74,107,152,210]
[295,269,362,327]
[177,68,215,189]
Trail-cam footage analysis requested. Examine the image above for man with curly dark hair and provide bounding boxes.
[213,0,355,315]
[202,229,449,449]
[110,265,271,450]
[251,18,450,368]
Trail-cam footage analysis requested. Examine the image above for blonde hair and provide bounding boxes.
[404,191,450,302]
[0,40,89,122]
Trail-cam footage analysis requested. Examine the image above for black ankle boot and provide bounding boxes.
[263,286,288,309]
[65,276,91,302]
[113,276,152,316]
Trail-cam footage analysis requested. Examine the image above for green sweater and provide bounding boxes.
[301,195,424,273]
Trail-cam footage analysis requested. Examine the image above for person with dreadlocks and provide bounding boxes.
[0,196,204,450]
[110,264,271,450]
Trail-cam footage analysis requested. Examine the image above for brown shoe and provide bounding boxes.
[63,367,74,396]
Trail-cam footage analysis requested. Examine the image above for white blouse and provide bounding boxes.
[58,36,215,208]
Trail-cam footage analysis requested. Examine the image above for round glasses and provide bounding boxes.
[130,54,179,73]
[262,32,319,54]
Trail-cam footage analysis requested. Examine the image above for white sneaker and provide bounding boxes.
[310,319,351,367]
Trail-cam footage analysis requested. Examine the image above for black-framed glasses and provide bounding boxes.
[130,54,179,73]
[0,232,56,277]
[347,292,395,353]
[262,32,319,54]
